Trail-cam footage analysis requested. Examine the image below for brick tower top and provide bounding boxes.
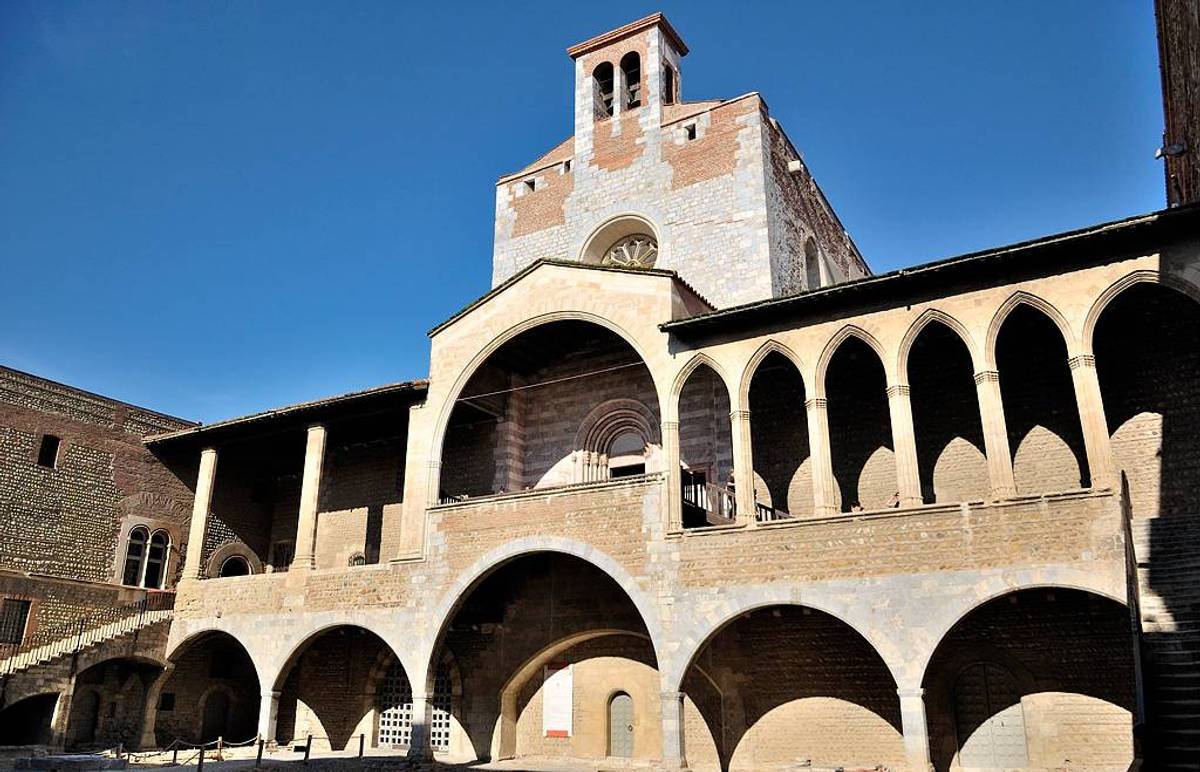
[492,13,869,308]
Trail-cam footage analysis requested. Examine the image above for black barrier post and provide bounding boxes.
[304,734,312,763]
[256,738,265,767]
[358,733,364,757]
[197,747,205,772]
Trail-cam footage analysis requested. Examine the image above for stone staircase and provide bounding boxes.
[0,593,173,677]
[1131,517,1200,769]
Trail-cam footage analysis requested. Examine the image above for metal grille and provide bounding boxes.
[377,660,413,748]
[0,599,31,644]
[377,660,453,751]
[430,663,452,751]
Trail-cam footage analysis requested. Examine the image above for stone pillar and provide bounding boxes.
[804,398,838,516]
[660,691,688,770]
[258,690,281,744]
[663,421,682,531]
[898,688,932,771]
[49,679,76,751]
[886,383,924,508]
[183,447,218,580]
[292,424,327,570]
[1069,354,1118,489]
[140,664,175,749]
[973,370,1016,499]
[730,409,757,525]
[406,694,434,760]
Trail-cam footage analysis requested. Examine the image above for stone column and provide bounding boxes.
[49,679,76,751]
[292,424,327,570]
[886,383,924,508]
[898,687,932,771]
[973,370,1016,499]
[258,690,281,744]
[663,421,683,531]
[406,694,434,760]
[804,398,838,516]
[1069,354,1118,489]
[183,447,218,580]
[660,691,688,770]
[730,409,757,525]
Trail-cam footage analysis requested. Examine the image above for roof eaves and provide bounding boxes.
[144,379,429,445]
[662,205,1191,335]
[428,259,693,338]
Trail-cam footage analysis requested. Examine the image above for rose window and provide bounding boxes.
[602,234,658,269]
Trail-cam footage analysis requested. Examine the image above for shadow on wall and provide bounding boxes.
[0,693,58,745]
[680,604,904,771]
[1093,276,1200,768]
[921,588,1135,771]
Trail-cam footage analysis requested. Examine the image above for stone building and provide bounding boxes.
[3,11,1200,772]
[0,366,193,747]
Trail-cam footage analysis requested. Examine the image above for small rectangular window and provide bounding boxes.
[0,599,32,644]
[684,123,697,141]
[562,159,572,173]
[524,179,536,192]
[36,435,60,468]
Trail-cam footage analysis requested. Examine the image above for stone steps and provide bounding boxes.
[1131,516,1200,770]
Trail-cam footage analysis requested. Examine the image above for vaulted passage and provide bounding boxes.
[680,605,903,771]
[995,306,1089,493]
[678,364,734,527]
[440,321,660,501]
[65,658,163,750]
[0,693,58,746]
[429,553,658,764]
[747,352,810,517]
[826,337,895,511]
[154,632,259,746]
[922,589,1134,771]
[273,626,414,753]
[908,322,988,503]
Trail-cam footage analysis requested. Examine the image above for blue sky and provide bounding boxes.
[0,2,1164,422]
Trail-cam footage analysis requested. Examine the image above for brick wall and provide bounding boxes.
[826,337,896,510]
[996,306,1090,493]
[0,367,192,647]
[748,353,811,514]
[909,323,989,503]
[685,605,904,770]
[922,588,1134,770]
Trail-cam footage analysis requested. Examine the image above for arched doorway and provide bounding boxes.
[200,690,231,742]
[677,362,734,527]
[607,691,634,758]
[678,604,903,771]
[428,551,660,764]
[439,320,661,501]
[65,658,163,750]
[273,625,412,753]
[68,690,100,747]
[922,588,1134,771]
[154,631,259,746]
[824,334,895,511]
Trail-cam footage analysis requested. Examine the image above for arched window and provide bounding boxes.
[608,430,647,478]
[122,527,171,588]
[219,555,251,578]
[122,527,148,587]
[593,62,614,118]
[620,52,641,109]
[143,531,169,589]
[662,62,676,105]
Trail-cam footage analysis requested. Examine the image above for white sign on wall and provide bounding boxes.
[542,662,573,738]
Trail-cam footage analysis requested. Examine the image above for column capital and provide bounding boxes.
[729,409,751,420]
[200,446,218,457]
[662,420,680,430]
[886,383,910,398]
[1068,353,1097,370]
[897,686,926,699]
[804,397,828,410]
[973,369,1000,384]
[305,422,327,433]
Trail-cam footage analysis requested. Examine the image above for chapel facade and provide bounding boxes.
[3,12,1200,772]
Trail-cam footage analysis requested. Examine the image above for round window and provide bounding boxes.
[602,234,658,269]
